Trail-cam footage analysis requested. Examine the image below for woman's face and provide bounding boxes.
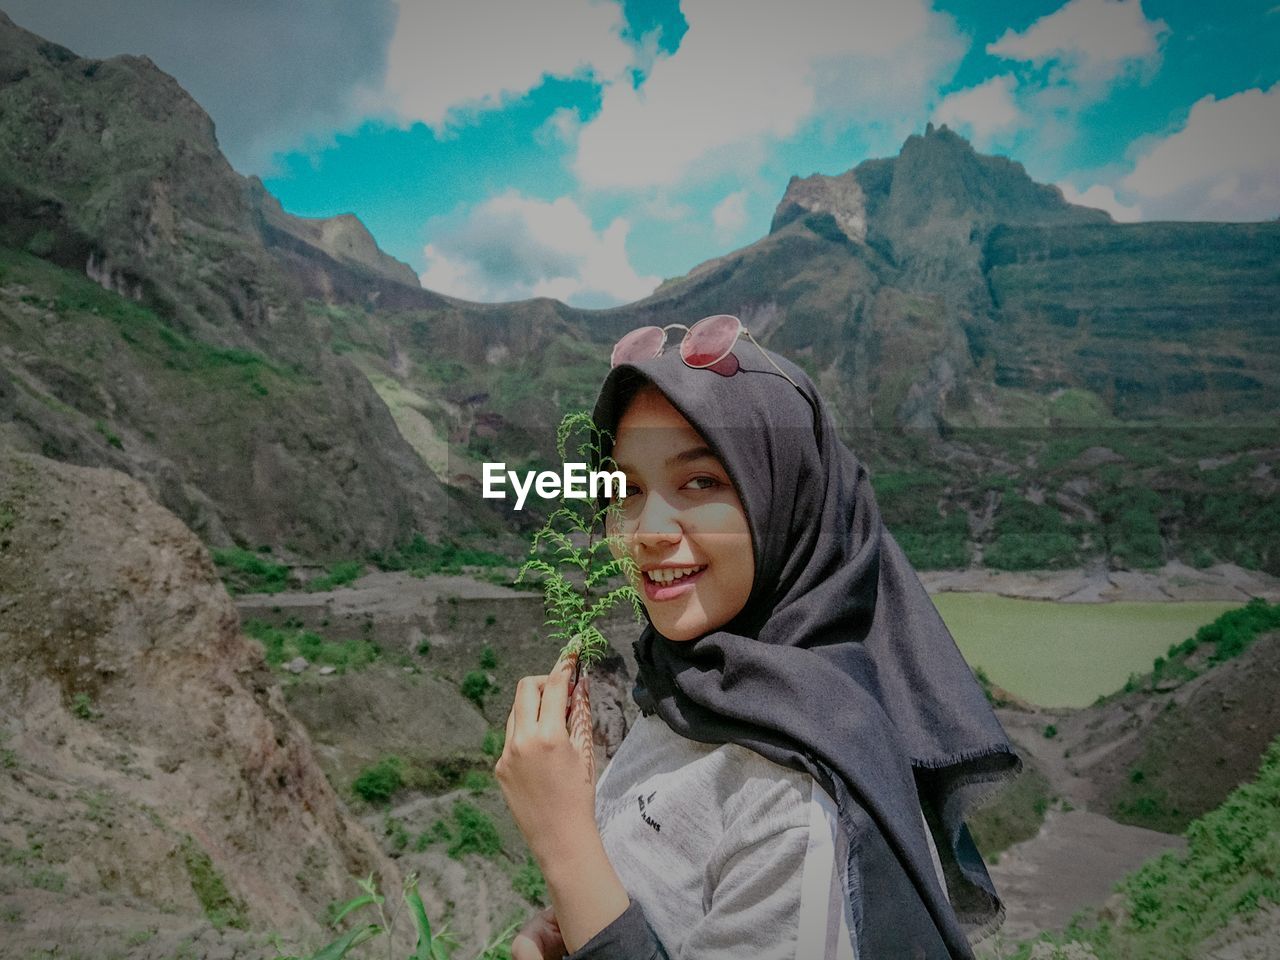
[605,384,754,643]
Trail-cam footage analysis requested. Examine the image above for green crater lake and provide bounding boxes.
[932,593,1243,708]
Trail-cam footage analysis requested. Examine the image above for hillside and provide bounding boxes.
[997,731,1280,960]
[0,10,510,564]
[0,10,1275,584]
[0,448,410,958]
[964,601,1280,955]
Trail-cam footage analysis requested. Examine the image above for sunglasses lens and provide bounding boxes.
[681,314,740,367]
[611,326,666,367]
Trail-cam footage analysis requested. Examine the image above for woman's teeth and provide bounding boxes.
[646,565,706,584]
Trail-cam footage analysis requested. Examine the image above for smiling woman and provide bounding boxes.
[497,327,1022,960]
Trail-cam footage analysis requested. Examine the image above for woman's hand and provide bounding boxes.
[496,651,597,869]
[510,905,565,960]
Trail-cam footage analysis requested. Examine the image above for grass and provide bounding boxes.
[461,671,494,709]
[366,532,512,577]
[306,560,366,592]
[212,547,290,595]
[180,836,249,931]
[1006,732,1280,960]
[1091,598,1280,709]
[352,756,404,807]
[413,801,503,861]
[242,618,381,673]
[968,757,1054,858]
[511,855,547,905]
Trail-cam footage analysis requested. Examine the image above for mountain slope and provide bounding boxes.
[572,123,1279,432]
[0,10,505,562]
[0,448,407,957]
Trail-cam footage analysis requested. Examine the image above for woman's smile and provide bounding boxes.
[641,562,709,601]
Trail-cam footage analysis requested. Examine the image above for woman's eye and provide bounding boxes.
[685,476,720,491]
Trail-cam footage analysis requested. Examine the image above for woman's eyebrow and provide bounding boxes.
[614,445,719,474]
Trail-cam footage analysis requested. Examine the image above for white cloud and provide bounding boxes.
[931,75,1022,147]
[1119,84,1280,220]
[534,106,583,146]
[640,193,695,222]
[1057,182,1141,221]
[987,0,1168,90]
[711,190,748,239]
[418,191,661,307]
[572,0,964,189]
[385,0,634,130]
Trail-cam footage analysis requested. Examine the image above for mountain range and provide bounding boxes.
[0,9,1276,572]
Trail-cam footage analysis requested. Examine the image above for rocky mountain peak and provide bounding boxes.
[882,121,1105,232]
[770,123,1110,251]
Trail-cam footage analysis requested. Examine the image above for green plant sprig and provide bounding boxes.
[516,411,643,673]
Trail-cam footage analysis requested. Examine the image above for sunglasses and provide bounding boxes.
[610,314,803,388]
[610,313,822,437]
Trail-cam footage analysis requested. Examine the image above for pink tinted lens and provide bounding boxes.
[680,314,741,367]
[611,326,666,367]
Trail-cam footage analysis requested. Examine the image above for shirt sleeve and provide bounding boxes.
[563,896,671,960]
[566,818,855,960]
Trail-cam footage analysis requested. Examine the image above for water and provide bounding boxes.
[932,593,1243,708]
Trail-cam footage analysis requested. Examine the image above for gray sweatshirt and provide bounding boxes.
[566,713,949,959]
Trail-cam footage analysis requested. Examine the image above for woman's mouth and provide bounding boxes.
[642,564,708,601]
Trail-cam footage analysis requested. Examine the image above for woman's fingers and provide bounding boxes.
[536,651,578,736]
[512,673,548,732]
[511,906,564,960]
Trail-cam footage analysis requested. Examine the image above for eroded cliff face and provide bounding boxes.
[0,449,402,957]
[0,11,483,563]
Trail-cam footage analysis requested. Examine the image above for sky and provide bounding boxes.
[5,0,1278,308]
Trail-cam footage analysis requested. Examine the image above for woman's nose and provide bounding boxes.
[632,493,683,547]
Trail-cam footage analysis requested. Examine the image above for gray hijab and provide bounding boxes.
[590,343,1021,959]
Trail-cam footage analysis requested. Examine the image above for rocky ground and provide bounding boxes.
[0,450,409,960]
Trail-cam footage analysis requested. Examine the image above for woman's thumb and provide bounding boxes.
[510,933,538,960]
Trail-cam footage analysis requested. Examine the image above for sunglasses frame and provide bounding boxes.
[612,314,803,390]
[610,314,822,441]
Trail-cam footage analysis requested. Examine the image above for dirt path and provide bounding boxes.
[976,809,1187,957]
[920,561,1280,603]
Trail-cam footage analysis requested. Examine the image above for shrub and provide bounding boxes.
[482,728,505,759]
[367,532,511,576]
[306,560,366,592]
[70,692,96,721]
[353,756,404,806]
[461,671,493,708]
[463,770,494,795]
[512,855,547,905]
[415,818,452,851]
[383,816,410,854]
[479,646,498,669]
[447,801,502,860]
[1043,724,1058,739]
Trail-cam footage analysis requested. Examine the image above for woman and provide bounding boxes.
[496,316,1021,959]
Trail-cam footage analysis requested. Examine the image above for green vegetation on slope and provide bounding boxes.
[1097,598,1280,707]
[968,756,1055,860]
[243,618,381,674]
[1009,732,1280,960]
